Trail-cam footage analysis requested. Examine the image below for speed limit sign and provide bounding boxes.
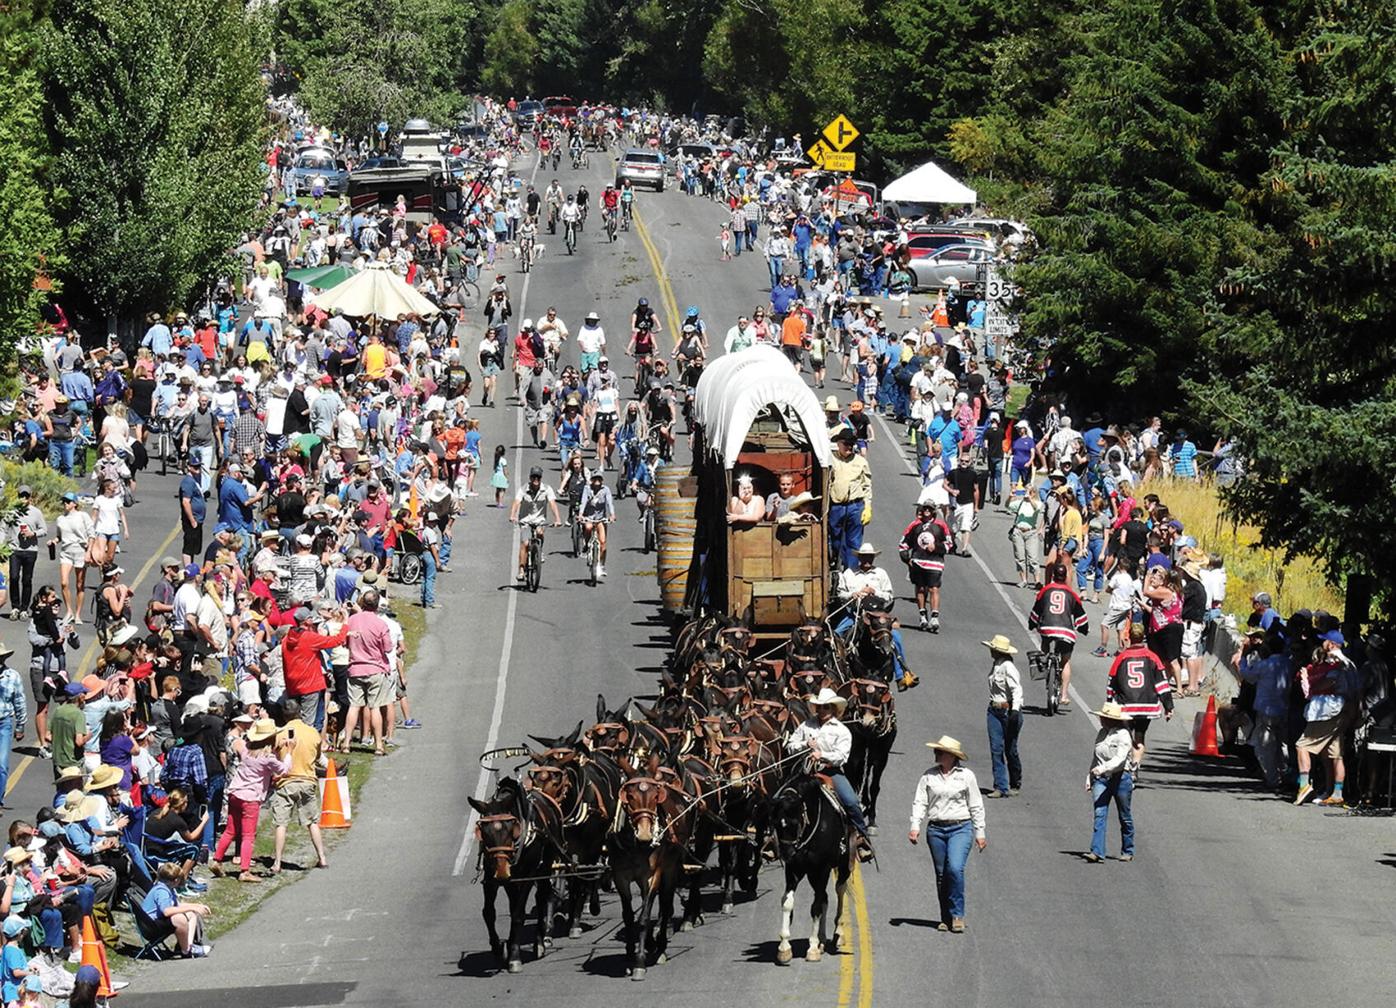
[984,270,1009,303]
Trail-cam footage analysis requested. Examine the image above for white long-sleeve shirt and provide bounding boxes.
[909,765,986,839]
[838,567,894,602]
[987,659,1022,710]
[1089,726,1133,783]
[787,717,852,770]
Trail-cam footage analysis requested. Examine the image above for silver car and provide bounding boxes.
[288,148,349,196]
[907,244,997,292]
[615,149,665,191]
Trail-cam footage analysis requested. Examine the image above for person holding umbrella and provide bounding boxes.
[1085,702,1135,863]
[908,736,987,933]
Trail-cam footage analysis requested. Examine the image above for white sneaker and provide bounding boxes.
[67,950,81,964]
[597,565,606,577]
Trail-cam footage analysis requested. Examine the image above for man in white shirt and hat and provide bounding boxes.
[787,687,874,861]
[833,543,919,690]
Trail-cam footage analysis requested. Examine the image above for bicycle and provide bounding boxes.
[571,149,588,170]
[519,237,535,273]
[620,201,633,231]
[637,489,656,554]
[1027,648,1064,716]
[564,220,577,255]
[148,416,180,476]
[521,523,544,593]
[582,518,610,586]
[567,495,583,557]
[603,207,617,243]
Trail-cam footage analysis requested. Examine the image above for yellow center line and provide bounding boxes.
[5,521,180,798]
[851,864,874,1006]
[632,204,683,346]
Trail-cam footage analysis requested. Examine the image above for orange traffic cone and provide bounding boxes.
[80,914,116,998]
[1191,694,1221,757]
[319,756,351,828]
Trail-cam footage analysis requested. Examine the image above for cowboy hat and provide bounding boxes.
[56,765,84,784]
[783,491,819,510]
[2,847,32,867]
[1094,701,1129,722]
[805,687,847,710]
[925,735,967,760]
[823,395,840,412]
[59,790,91,823]
[853,542,879,558]
[85,764,123,792]
[247,718,279,743]
[981,635,1018,655]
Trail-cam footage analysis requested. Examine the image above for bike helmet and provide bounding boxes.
[637,297,648,307]
[585,311,600,322]
[521,318,533,329]
[646,445,661,457]
[528,466,544,479]
[685,306,699,318]
[588,469,605,482]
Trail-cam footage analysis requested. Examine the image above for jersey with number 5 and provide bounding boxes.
[1106,644,1174,718]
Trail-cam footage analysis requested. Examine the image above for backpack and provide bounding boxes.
[529,330,546,359]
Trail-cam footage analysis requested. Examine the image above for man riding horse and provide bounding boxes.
[786,687,876,863]
[833,542,920,690]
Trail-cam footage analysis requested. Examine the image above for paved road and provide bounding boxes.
[126,157,1396,1008]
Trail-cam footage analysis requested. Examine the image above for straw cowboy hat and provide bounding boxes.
[2,847,32,868]
[805,687,848,711]
[823,395,840,412]
[981,635,1018,655]
[247,718,280,743]
[853,542,880,558]
[1094,702,1129,722]
[925,735,967,760]
[84,764,123,792]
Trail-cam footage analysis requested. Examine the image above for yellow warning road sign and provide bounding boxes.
[821,114,859,151]
[807,139,834,166]
[818,151,856,172]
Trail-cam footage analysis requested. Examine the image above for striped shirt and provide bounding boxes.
[0,667,27,731]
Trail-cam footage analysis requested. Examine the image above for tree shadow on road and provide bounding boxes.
[889,916,939,929]
[1134,745,1271,795]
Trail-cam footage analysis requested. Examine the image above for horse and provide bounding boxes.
[469,777,566,973]
[768,772,854,965]
[844,603,900,684]
[838,677,898,833]
[609,772,699,979]
[709,733,783,913]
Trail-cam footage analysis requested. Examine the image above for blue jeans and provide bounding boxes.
[49,440,76,476]
[287,689,325,732]
[560,442,579,469]
[986,707,1022,793]
[439,532,452,568]
[833,615,911,684]
[201,773,226,851]
[829,772,867,834]
[927,819,974,922]
[828,501,865,569]
[767,256,784,288]
[1010,464,1031,490]
[987,461,1003,502]
[1076,537,1106,592]
[192,444,215,493]
[0,718,12,799]
[1091,771,1135,857]
[421,550,437,606]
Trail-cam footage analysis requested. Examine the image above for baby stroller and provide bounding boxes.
[391,529,427,585]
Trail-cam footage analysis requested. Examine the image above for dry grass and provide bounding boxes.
[1141,476,1344,619]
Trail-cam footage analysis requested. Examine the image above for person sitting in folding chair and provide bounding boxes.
[138,863,212,959]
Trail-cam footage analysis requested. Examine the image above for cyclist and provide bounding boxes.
[619,180,635,226]
[537,305,570,369]
[627,298,660,392]
[898,502,950,633]
[590,370,622,470]
[600,184,620,232]
[556,394,587,469]
[682,306,708,353]
[629,443,662,507]
[673,323,705,388]
[644,380,676,458]
[615,401,646,494]
[1027,562,1090,710]
[575,184,590,228]
[544,179,564,233]
[509,466,562,583]
[579,469,617,576]
[569,131,585,167]
[517,214,539,268]
[558,452,588,531]
[559,195,582,249]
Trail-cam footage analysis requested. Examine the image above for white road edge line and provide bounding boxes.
[453,152,542,877]
[869,410,1090,713]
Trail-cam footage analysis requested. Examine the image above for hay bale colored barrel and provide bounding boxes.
[655,465,696,613]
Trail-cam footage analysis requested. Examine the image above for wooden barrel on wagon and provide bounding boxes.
[654,465,696,613]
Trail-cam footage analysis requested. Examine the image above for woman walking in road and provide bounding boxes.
[210,718,293,883]
[908,736,987,933]
[982,636,1023,798]
[1085,702,1135,862]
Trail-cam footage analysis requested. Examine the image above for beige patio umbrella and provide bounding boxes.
[309,263,441,318]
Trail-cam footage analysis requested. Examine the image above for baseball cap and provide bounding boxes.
[183,563,201,578]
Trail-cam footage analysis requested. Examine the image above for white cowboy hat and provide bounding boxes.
[925,735,967,760]
[853,542,879,558]
[805,687,847,710]
[981,634,1018,655]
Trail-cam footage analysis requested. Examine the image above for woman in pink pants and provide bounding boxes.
[211,718,292,882]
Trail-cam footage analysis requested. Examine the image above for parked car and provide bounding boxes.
[907,244,997,292]
[288,148,349,196]
[616,148,666,191]
[949,217,1033,248]
[514,100,544,126]
[903,228,994,259]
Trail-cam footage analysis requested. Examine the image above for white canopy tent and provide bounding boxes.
[308,263,441,318]
[882,160,977,205]
[693,345,833,469]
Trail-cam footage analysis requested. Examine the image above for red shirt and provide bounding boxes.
[280,624,349,696]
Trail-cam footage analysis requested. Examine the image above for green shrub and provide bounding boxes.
[0,459,80,518]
